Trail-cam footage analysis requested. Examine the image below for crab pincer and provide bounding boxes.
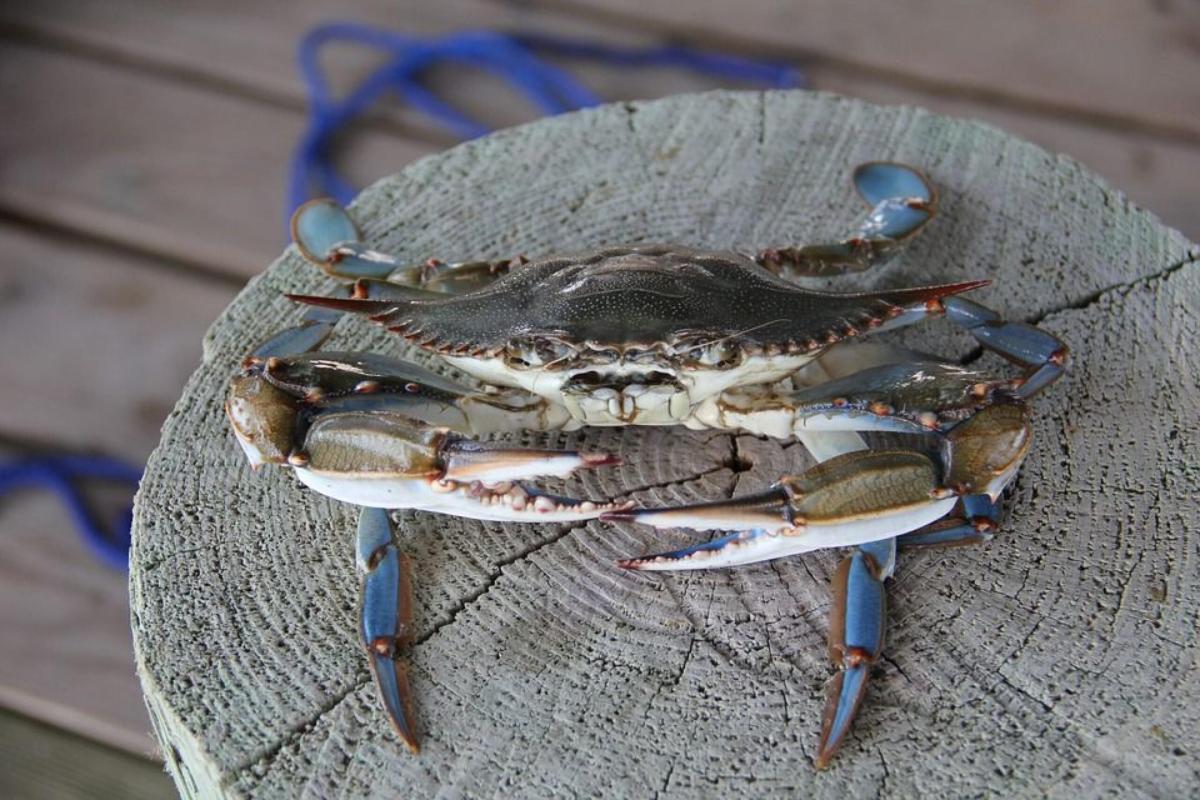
[288,411,624,522]
[606,450,957,569]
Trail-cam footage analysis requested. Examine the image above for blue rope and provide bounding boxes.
[2,25,803,572]
[288,24,805,218]
[0,456,141,571]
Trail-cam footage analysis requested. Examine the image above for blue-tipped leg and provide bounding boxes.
[290,199,523,291]
[291,198,359,262]
[758,162,937,278]
[357,507,419,752]
[247,281,358,360]
[249,319,335,360]
[899,493,998,549]
[943,296,1068,398]
[816,495,1003,766]
[817,537,894,769]
[291,198,401,279]
[853,162,935,207]
[853,162,936,241]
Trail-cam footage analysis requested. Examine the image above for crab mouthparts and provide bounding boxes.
[563,370,689,424]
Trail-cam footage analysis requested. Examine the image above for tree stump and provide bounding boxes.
[131,91,1199,798]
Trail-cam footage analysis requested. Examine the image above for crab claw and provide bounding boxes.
[605,487,796,536]
[293,411,624,522]
[608,450,957,569]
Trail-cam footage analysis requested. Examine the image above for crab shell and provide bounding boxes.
[293,245,985,426]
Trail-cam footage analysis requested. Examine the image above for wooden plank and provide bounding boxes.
[131,90,1197,797]
[0,707,173,799]
[0,0,724,154]
[536,0,1200,141]
[0,473,155,756]
[0,41,437,278]
[0,222,235,462]
[3,0,1200,247]
[816,72,1200,239]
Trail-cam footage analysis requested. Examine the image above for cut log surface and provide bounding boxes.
[130,91,1199,798]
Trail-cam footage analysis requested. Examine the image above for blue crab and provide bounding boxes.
[226,163,1067,767]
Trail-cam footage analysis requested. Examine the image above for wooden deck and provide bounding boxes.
[1,0,1196,789]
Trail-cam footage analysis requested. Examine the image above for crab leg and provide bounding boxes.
[793,432,897,767]
[756,162,937,278]
[706,358,1016,438]
[899,493,999,548]
[357,506,419,751]
[237,350,572,436]
[292,198,522,293]
[818,535,894,767]
[943,297,1069,398]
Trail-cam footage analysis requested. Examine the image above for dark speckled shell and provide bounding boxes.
[297,245,984,355]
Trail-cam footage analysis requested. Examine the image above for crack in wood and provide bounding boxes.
[408,458,746,648]
[960,252,1197,368]
[228,674,370,782]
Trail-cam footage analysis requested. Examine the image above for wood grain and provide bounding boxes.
[0,471,156,755]
[3,0,1198,242]
[537,0,1200,140]
[0,223,235,461]
[0,41,435,278]
[130,91,1198,797]
[0,708,173,799]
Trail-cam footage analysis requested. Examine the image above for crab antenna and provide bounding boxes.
[672,318,790,355]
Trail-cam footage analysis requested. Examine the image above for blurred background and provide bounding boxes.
[0,1,1196,795]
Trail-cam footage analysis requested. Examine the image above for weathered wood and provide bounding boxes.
[0,41,434,278]
[537,0,1200,140]
[4,0,1200,240]
[0,222,235,460]
[131,91,1198,797]
[0,224,233,757]
[0,459,157,755]
[0,708,173,800]
[0,0,686,145]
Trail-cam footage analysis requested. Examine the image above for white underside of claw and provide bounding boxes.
[631,496,957,570]
[294,468,620,522]
[443,453,594,483]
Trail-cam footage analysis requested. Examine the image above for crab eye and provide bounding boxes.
[504,340,544,370]
[589,348,620,365]
[535,339,574,364]
[625,348,659,365]
[686,341,742,369]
